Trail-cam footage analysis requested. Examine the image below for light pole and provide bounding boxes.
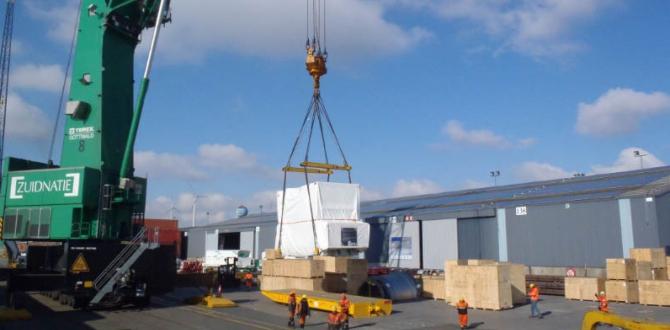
[259,205,264,215]
[168,203,178,220]
[633,150,647,169]
[490,170,500,186]
[191,194,206,227]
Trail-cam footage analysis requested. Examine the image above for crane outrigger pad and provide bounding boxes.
[261,289,391,318]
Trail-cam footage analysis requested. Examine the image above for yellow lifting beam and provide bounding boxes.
[262,290,392,318]
[300,161,352,171]
[581,311,670,330]
[282,166,333,175]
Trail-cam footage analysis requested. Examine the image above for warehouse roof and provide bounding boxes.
[188,165,670,229]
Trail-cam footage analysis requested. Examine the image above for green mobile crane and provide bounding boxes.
[0,0,175,308]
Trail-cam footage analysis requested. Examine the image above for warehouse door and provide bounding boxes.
[422,219,458,269]
[457,217,498,260]
[367,221,390,265]
[205,230,218,251]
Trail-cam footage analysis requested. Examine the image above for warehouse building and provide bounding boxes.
[183,166,670,269]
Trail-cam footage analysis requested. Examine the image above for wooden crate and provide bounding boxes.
[605,280,638,303]
[606,259,636,280]
[652,268,668,281]
[449,265,513,310]
[260,275,324,291]
[630,248,667,269]
[564,277,604,301]
[314,256,368,275]
[499,263,527,304]
[635,261,652,281]
[262,259,275,276]
[264,249,282,260]
[262,259,325,278]
[444,260,466,303]
[421,275,446,300]
[467,259,496,266]
[639,280,670,306]
[322,273,347,293]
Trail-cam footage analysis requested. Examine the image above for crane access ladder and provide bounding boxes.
[89,227,160,305]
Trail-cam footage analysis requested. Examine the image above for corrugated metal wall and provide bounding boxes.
[505,200,622,267]
[387,221,421,269]
[656,193,670,250]
[630,197,661,247]
[187,230,206,259]
[457,217,498,260]
[422,219,458,269]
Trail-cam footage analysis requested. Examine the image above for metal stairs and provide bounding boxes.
[89,227,160,305]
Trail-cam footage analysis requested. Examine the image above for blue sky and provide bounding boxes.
[5,0,670,226]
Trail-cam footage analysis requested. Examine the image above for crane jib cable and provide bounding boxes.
[278,0,345,256]
[278,93,351,255]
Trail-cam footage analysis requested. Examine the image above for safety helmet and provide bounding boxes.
[600,291,605,296]
[290,291,295,296]
[302,294,307,299]
[529,283,535,288]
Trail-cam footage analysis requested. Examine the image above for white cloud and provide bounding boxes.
[25,0,79,44]
[442,120,534,149]
[134,151,206,180]
[146,192,232,227]
[576,88,670,136]
[146,189,279,227]
[5,93,51,141]
[143,0,429,63]
[11,64,65,93]
[249,190,278,212]
[591,147,665,174]
[461,179,488,190]
[516,161,572,181]
[360,186,386,201]
[135,143,276,181]
[198,144,258,170]
[429,0,618,58]
[392,179,442,198]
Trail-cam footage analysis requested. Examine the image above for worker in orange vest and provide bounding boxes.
[296,294,310,329]
[339,293,351,330]
[243,272,254,291]
[596,291,609,313]
[456,298,469,329]
[327,306,342,330]
[287,291,297,328]
[528,283,543,319]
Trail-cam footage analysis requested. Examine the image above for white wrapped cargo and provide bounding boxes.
[275,182,367,257]
[277,182,360,224]
[275,220,370,257]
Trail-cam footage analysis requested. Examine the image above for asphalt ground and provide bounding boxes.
[2,286,670,330]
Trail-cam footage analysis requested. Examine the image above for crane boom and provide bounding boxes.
[0,0,15,174]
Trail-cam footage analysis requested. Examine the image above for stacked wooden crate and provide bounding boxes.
[565,277,605,301]
[630,248,670,306]
[260,258,325,291]
[315,256,368,295]
[631,248,667,280]
[604,258,650,303]
[444,260,527,310]
[421,275,446,300]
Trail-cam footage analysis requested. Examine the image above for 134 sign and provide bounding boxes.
[515,206,527,216]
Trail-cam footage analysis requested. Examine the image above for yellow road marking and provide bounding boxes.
[154,296,284,330]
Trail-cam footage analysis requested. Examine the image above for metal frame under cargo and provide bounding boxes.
[183,166,670,269]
